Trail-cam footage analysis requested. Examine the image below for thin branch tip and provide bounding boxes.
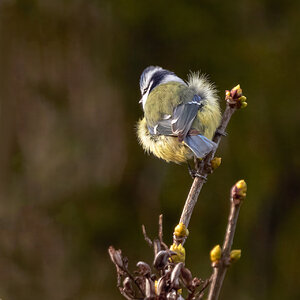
[142,224,153,247]
[207,180,246,300]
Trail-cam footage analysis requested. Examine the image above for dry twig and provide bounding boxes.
[142,224,153,247]
[159,215,169,250]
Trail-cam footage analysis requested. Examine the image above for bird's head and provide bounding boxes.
[139,66,186,109]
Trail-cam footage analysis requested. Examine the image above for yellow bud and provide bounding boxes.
[154,280,158,295]
[174,223,189,237]
[231,84,243,98]
[211,157,222,170]
[231,180,247,203]
[170,243,186,263]
[233,84,240,91]
[210,245,221,262]
[239,96,247,102]
[236,179,247,196]
[230,249,241,262]
[241,102,248,108]
[178,289,182,294]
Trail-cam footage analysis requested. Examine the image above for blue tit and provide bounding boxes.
[137,66,221,164]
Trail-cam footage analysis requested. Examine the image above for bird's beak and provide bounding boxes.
[139,98,143,104]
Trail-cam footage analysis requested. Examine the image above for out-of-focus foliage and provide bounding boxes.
[0,0,299,299]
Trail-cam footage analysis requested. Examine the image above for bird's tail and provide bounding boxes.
[184,135,216,158]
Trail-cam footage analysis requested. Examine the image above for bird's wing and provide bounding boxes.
[147,95,204,138]
[147,95,216,158]
[171,95,204,139]
[147,114,174,136]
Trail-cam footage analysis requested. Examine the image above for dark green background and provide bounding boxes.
[0,0,299,299]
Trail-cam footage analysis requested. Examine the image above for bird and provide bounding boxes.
[136,66,221,165]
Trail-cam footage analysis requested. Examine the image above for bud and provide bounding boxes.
[191,277,202,289]
[153,250,170,270]
[230,249,241,262]
[231,84,243,98]
[136,261,151,276]
[108,246,124,269]
[235,180,247,199]
[181,266,193,288]
[231,180,247,205]
[232,84,240,91]
[226,84,247,109]
[211,157,222,170]
[210,245,222,262]
[123,277,134,298]
[239,95,247,102]
[241,102,248,108]
[170,262,183,285]
[170,243,186,263]
[145,278,155,298]
[236,179,247,191]
[156,276,166,296]
[174,223,189,238]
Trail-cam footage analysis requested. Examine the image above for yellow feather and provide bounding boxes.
[136,118,193,164]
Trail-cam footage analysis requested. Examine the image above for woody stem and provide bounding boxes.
[174,104,236,245]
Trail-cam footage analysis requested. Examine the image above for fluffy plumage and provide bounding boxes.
[137,67,221,164]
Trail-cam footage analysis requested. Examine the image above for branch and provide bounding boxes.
[142,224,152,247]
[108,246,145,298]
[159,214,169,250]
[108,85,248,300]
[207,180,247,300]
[174,85,246,245]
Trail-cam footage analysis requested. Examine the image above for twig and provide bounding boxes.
[142,215,168,252]
[159,214,164,242]
[174,85,245,245]
[173,109,234,247]
[108,246,145,298]
[142,224,153,247]
[198,276,212,295]
[159,214,169,250]
[207,180,246,300]
[179,105,236,229]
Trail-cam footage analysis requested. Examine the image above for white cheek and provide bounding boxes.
[142,94,148,110]
[142,82,153,110]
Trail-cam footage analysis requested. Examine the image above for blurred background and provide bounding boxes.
[0,0,299,299]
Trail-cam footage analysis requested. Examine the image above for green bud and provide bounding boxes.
[241,102,248,108]
[239,96,247,102]
[230,249,241,262]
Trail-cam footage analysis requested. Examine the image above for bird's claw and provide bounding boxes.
[188,166,207,181]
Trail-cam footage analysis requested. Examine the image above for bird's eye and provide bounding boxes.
[142,88,148,95]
